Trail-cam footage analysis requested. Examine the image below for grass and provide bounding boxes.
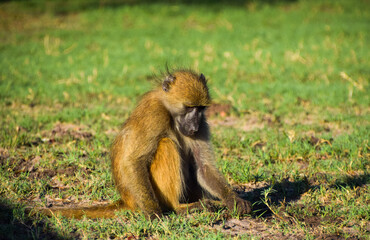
[0,0,369,239]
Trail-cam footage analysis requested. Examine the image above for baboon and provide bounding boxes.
[41,69,251,218]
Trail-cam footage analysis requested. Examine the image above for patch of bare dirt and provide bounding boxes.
[206,103,355,138]
[210,180,363,239]
[1,154,90,180]
[212,218,303,239]
[299,135,333,151]
[0,147,9,162]
[321,122,353,138]
[208,111,276,132]
[13,156,41,173]
[43,122,94,142]
[241,114,266,131]
[104,128,119,136]
[208,116,239,127]
[233,181,270,195]
[206,103,233,118]
[0,155,56,180]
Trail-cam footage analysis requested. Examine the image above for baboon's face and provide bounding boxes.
[176,106,206,137]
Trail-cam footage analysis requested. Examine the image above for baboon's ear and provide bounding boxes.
[162,75,175,92]
[199,73,207,83]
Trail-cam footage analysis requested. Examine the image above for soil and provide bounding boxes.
[212,218,303,239]
[206,103,233,118]
[47,122,94,141]
[0,114,366,239]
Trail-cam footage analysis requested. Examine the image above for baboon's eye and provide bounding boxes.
[184,105,207,113]
[197,106,206,111]
[185,106,195,113]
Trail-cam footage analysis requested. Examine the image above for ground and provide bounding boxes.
[0,0,369,239]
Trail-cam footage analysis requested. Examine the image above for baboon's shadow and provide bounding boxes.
[0,200,71,240]
[237,173,369,218]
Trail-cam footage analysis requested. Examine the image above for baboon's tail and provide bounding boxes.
[34,201,126,219]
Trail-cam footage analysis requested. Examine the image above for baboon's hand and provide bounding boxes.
[226,196,252,215]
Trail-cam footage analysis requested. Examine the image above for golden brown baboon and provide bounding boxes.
[41,69,251,218]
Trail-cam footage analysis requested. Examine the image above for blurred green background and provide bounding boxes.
[0,0,369,239]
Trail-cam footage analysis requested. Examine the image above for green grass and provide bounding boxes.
[0,0,369,239]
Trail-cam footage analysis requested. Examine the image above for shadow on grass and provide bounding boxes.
[241,172,369,218]
[0,200,71,240]
[330,173,369,189]
[6,0,298,15]
[243,178,310,218]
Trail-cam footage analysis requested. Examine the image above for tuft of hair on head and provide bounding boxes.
[149,65,208,97]
[162,74,175,92]
[199,73,207,84]
[148,63,175,87]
